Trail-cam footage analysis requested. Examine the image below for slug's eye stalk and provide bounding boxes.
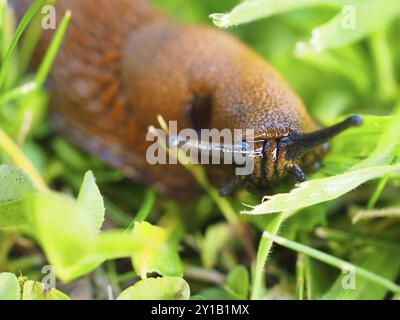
[286,162,306,182]
[275,115,362,184]
[286,115,363,160]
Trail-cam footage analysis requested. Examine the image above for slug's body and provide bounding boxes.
[11,0,361,198]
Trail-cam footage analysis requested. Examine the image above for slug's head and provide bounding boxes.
[248,116,363,191]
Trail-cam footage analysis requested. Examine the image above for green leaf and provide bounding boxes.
[21,191,181,283]
[322,116,397,174]
[210,0,400,56]
[26,192,102,282]
[243,164,400,215]
[198,287,233,300]
[117,277,190,300]
[0,164,36,228]
[130,222,182,278]
[224,265,249,300]
[93,230,144,260]
[296,0,400,56]
[351,115,400,170]
[0,273,21,300]
[22,281,70,300]
[200,223,231,269]
[77,171,105,232]
[210,0,342,28]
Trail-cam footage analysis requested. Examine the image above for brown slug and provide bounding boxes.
[11,0,362,199]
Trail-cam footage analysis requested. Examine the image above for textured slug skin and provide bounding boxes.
[10,0,319,199]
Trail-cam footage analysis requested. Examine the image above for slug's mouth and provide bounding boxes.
[259,137,306,183]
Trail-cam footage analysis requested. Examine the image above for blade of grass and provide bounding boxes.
[127,188,155,230]
[35,11,71,87]
[361,106,400,209]
[18,0,55,76]
[0,0,46,90]
[315,227,400,251]
[295,253,305,300]
[251,212,284,300]
[322,246,400,300]
[370,27,399,101]
[0,81,37,105]
[0,127,47,191]
[366,173,390,209]
[352,207,400,223]
[242,164,400,215]
[304,256,334,299]
[104,198,132,227]
[262,231,400,294]
[0,0,7,59]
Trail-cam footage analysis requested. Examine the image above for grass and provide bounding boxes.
[0,0,400,300]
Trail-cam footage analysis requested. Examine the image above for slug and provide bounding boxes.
[10,0,361,199]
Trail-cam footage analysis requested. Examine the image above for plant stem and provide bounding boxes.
[315,227,400,251]
[127,188,155,230]
[295,253,305,300]
[184,264,226,286]
[367,173,390,209]
[263,231,400,294]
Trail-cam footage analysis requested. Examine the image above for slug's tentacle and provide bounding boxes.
[168,135,262,162]
[286,115,363,159]
[219,175,248,197]
[286,162,306,182]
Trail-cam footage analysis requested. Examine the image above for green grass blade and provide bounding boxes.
[127,188,155,229]
[35,10,71,87]
[18,0,55,76]
[295,254,305,300]
[296,0,400,56]
[352,207,400,223]
[0,0,46,89]
[0,81,37,105]
[315,227,400,251]
[262,231,400,295]
[251,213,284,300]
